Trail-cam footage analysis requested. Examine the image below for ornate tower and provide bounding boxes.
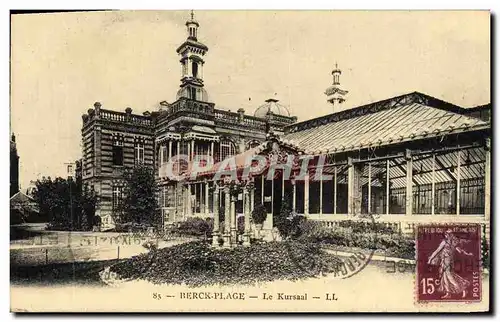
[324,63,348,112]
[176,10,210,102]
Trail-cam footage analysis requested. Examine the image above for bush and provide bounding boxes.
[296,220,415,259]
[336,220,398,235]
[170,217,213,237]
[112,222,149,233]
[274,197,307,239]
[110,240,342,287]
[251,204,267,225]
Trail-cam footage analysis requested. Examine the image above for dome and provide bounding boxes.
[254,98,290,118]
[176,86,210,102]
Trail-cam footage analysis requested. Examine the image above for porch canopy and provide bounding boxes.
[178,134,307,183]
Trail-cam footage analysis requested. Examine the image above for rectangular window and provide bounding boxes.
[161,146,168,164]
[112,186,123,212]
[220,141,235,161]
[135,142,145,165]
[112,145,124,166]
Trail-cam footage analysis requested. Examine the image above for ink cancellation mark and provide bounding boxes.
[324,213,379,280]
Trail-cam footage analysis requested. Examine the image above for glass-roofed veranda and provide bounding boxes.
[159,125,490,242]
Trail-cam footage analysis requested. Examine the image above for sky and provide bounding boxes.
[10,10,490,190]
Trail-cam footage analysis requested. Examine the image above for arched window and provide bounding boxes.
[247,140,261,150]
[192,62,198,78]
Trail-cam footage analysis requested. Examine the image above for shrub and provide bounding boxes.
[274,197,307,239]
[170,217,213,237]
[296,219,415,259]
[336,220,398,235]
[251,204,267,225]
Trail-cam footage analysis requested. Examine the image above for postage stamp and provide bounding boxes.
[416,224,482,303]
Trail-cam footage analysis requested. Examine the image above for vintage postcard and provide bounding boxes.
[10,10,491,313]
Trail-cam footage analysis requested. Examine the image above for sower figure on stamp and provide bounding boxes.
[427,229,473,299]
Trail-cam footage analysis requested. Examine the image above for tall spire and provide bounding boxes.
[176,10,209,102]
[185,9,199,40]
[324,63,348,112]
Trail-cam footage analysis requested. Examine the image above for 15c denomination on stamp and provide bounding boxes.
[416,224,482,303]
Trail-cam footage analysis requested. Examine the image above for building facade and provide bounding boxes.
[81,13,296,229]
[81,13,491,240]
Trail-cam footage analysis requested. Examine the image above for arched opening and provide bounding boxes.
[192,62,198,78]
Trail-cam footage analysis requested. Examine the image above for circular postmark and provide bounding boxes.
[327,212,379,279]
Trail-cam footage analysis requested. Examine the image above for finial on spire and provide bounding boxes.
[190,10,194,21]
[325,62,348,112]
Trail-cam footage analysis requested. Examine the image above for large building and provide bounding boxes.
[81,13,491,243]
[81,12,296,229]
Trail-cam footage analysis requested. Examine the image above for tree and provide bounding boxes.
[120,165,160,228]
[251,204,267,226]
[274,194,306,239]
[31,176,97,231]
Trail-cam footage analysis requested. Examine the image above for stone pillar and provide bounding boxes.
[304,174,310,216]
[250,182,255,212]
[243,184,251,246]
[333,168,337,215]
[405,149,413,216]
[367,162,372,214]
[176,141,180,157]
[484,138,491,243]
[191,140,195,161]
[204,181,209,215]
[159,144,163,166]
[347,157,354,216]
[431,153,436,215]
[223,185,231,248]
[211,141,214,159]
[168,140,172,162]
[230,194,237,245]
[292,179,296,212]
[386,160,390,215]
[212,183,220,247]
[319,174,323,215]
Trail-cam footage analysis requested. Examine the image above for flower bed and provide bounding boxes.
[109,240,341,287]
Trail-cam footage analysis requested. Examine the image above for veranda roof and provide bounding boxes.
[180,137,304,181]
[285,102,489,155]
